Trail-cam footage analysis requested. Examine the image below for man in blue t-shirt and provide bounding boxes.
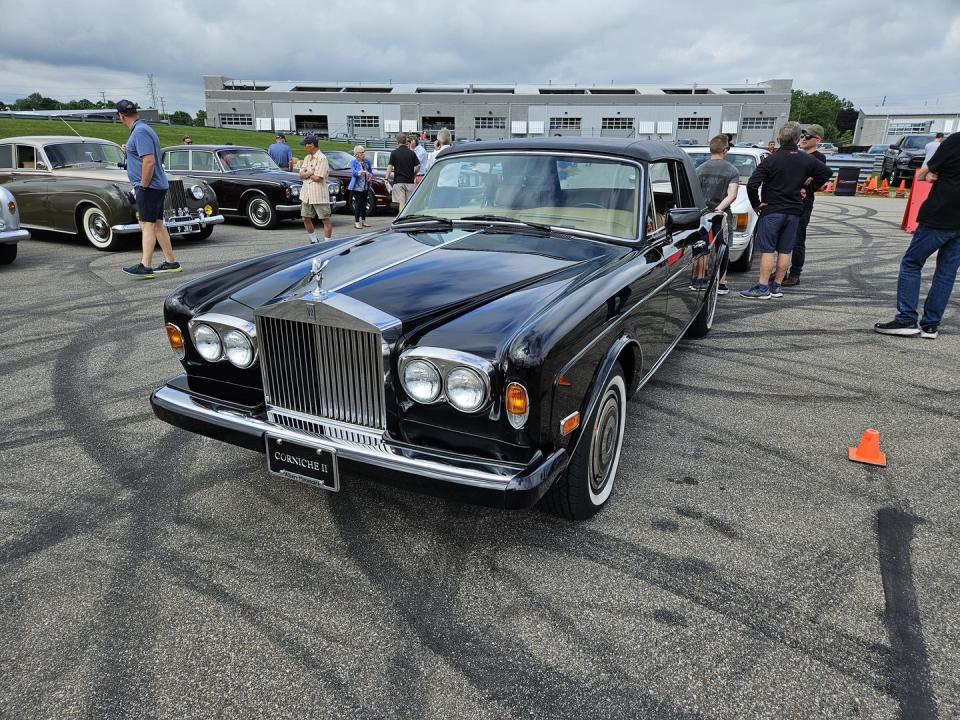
[116,99,180,279]
[267,134,294,170]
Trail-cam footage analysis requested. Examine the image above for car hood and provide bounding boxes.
[229,227,622,327]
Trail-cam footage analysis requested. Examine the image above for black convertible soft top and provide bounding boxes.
[440,137,693,164]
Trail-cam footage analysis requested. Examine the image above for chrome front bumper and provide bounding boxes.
[276,200,347,212]
[150,380,565,507]
[111,214,226,235]
[0,228,29,244]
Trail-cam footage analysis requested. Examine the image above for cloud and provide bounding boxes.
[1,0,959,113]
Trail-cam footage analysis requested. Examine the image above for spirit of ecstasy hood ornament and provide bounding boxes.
[309,258,330,300]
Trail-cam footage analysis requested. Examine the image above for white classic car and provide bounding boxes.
[682,146,770,272]
[0,186,29,264]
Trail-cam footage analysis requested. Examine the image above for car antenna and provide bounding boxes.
[59,117,84,138]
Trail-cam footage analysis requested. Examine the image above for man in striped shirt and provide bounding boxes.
[298,135,332,244]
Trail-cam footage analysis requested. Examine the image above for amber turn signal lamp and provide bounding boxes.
[734,213,749,232]
[7,201,15,213]
[560,411,580,436]
[165,323,185,359]
[505,382,529,429]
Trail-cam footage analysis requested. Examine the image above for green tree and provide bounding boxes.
[12,92,60,111]
[170,110,193,126]
[790,90,854,142]
[194,109,207,127]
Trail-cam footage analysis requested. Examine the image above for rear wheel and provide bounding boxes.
[79,205,123,250]
[0,243,16,264]
[192,224,215,240]
[542,366,627,521]
[245,195,278,229]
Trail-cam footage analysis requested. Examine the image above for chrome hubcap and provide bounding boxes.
[590,393,620,492]
[88,213,110,242]
[250,199,270,224]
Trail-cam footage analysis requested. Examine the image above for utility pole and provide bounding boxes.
[160,96,167,119]
[147,74,159,109]
[99,91,107,105]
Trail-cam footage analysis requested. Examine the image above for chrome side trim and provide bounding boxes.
[275,204,302,211]
[152,385,523,489]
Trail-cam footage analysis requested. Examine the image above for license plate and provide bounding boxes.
[265,435,339,491]
[170,223,199,235]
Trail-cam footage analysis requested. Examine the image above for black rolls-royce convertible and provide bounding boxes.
[151,138,722,519]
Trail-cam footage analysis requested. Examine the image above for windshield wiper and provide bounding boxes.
[393,214,454,227]
[459,214,553,233]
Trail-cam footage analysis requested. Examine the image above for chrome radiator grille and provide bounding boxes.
[256,315,387,430]
[165,180,188,214]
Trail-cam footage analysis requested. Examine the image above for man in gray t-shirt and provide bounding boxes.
[924,133,944,167]
[692,135,740,293]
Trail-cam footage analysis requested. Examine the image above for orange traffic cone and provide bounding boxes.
[824,180,835,193]
[865,176,878,193]
[848,429,887,467]
[879,179,890,195]
[895,180,907,198]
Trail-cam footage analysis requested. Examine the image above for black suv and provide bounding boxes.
[881,134,934,187]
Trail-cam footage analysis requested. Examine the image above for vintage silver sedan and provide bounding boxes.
[0,186,29,264]
[0,136,224,250]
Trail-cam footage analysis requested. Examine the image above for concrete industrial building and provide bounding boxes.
[202,76,793,145]
[854,105,960,145]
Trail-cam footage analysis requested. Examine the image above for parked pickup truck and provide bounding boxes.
[881,134,935,187]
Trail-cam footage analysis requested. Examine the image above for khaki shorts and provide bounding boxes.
[392,183,415,205]
[302,202,332,220]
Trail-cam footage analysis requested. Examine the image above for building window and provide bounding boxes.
[549,117,582,130]
[347,115,380,128]
[475,116,506,129]
[888,121,933,136]
[740,116,775,130]
[219,113,253,127]
[676,117,710,130]
[601,117,634,130]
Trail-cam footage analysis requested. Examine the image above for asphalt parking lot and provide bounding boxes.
[1,198,958,720]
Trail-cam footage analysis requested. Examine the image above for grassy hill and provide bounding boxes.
[0,118,351,158]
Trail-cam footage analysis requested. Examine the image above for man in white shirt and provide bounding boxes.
[924,132,944,167]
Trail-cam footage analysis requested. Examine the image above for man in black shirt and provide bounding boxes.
[385,133,420,212]
[874,132,960,339]
[741,122,832,299]
[782,124,830,286]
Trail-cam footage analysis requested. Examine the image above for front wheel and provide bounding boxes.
[0,243,16,264]
[80,205,123,250]
[542,366,627,520]
[245,195,278,229]
[192,224,215,240]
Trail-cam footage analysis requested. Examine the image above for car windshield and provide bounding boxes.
[686,152,757,182]
[324,150,354,170]
[399,153,641,239]
[902,136,934,150]
[867,145,889,154]
[216,149,279,171]
[44,141,124,168]
[369,152,389,170]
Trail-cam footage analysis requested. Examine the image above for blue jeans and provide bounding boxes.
[895,224,960,326]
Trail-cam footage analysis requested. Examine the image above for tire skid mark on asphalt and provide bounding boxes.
[324,489,712,720]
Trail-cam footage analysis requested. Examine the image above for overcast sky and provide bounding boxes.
[2,0,959,114]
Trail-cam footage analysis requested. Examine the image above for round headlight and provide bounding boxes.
[446,367,486,412]
[291,185,300,198]
[402,360,442,403]
[190,184,205,200]
[223,329,255,368]
[192,323,222,361]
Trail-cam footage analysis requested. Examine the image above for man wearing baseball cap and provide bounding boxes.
[297,135,332,243]
[782,124,830,286]
[116,100,180,278]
